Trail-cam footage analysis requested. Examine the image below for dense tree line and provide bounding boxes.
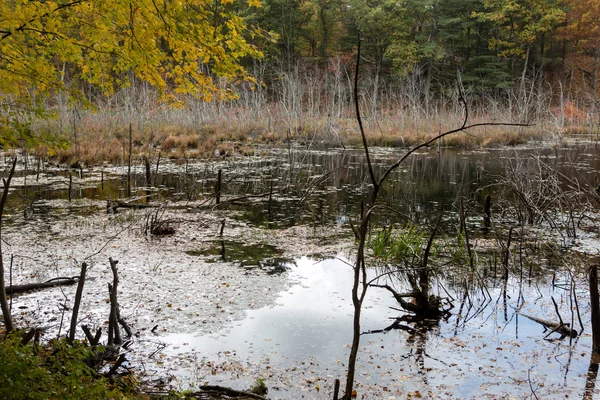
[1,0,599,148]
[244,0,599,122]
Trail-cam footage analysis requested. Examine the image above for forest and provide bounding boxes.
[0,0,599,155]
[2,1,600,400]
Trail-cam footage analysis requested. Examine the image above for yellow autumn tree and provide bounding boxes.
[0,0,263,148]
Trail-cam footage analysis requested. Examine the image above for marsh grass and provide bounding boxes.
[29,68,595,166]
[34,107,559,167]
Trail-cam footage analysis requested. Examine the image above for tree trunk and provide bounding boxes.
[343,219,368,399]
[584,352,600,399]
[69,263,87,343]
[0,158,17,333]
[520,47,530,121]
[590,264,600,353]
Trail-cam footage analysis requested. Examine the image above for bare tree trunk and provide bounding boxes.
[319,0,329,60]
[127,123,133,197]
[344,219,369,399]
[590,264,600,353]
[584,352,600,399]
[108,258,122,345]
[520,47,530,121]
[343,38,371,398]
[340,34,528,400]
[69,262,88,343]
[0,158,17,333]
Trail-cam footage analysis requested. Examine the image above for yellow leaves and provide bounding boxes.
[477,0,566,54]
[0,0,263,106]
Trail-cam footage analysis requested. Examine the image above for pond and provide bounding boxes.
[151,256,593,399]
[2,143,600,399]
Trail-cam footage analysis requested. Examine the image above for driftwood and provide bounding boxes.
[195,385,269,400]
[521,314,578,339]
[104,354,127,378]
[107,198,159,213]
[20,326,48,345]
[107,258,121,345]
[107,257,132,345]
[5,276,78,295]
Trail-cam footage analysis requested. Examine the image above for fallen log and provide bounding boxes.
[196,385,269,400]
[521,313,578,339]
[107,198,160,213]
[5,276,78,295]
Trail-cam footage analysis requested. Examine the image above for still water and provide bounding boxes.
[3,144,600,398]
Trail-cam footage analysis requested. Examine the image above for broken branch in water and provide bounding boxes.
[5,276,79,295]
[520,313,578,339]
[196,385,269,400]
[107,198,160,213]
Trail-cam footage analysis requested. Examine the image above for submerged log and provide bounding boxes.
[107,198,159,213]
[196,385,269,400]
[5,277,78,295]
[362,315,418,335]
[521,313,578,339]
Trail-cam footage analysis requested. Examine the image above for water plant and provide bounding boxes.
[369,224,426,264]
[249,377,268,395]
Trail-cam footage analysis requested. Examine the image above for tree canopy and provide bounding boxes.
[2,0,600,149]
[0,0,264,147]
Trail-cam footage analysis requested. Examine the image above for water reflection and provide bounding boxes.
[584,353,600,399]
[3,146,600,397]
[4,146,600,233]
[156,256,591,399]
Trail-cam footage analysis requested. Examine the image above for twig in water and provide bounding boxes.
[528,366,540,400]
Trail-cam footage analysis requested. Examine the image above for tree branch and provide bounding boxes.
[1,0,89,41]
[376,122,530,189]
[354,34,377,191]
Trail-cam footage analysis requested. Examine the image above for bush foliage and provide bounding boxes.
[0,334,139,400]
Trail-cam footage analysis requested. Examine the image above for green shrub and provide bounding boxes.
[0,333,139,400]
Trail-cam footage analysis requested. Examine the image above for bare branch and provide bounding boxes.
[354,35,377,191]
[376,122,530,190]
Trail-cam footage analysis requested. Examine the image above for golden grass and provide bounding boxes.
[31,108,573,166]
[564,124,600,137]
